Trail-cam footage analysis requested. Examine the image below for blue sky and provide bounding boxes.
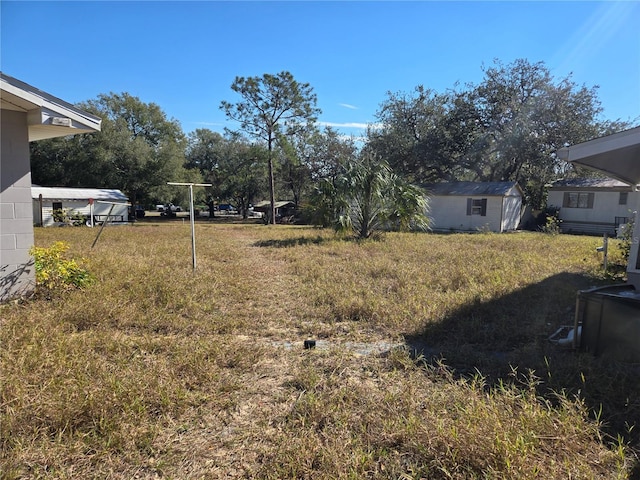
[2,1,639,139]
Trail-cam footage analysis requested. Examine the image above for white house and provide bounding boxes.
[424,181,523,233]
[1,72,101,302]
[547,178,636,236]
[32,186,129,227]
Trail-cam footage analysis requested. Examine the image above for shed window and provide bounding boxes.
[52,202,62,211]
[466,198,487,216]
[619,192,628,205]
[563,192,594,209]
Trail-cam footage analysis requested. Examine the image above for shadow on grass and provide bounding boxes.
[253,236,329,248]
[404,271,640,460]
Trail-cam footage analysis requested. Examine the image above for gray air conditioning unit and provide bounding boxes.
[573,284,640,363]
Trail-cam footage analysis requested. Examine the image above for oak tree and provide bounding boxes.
[30,92,195,209]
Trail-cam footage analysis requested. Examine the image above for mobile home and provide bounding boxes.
[547,178,636,236]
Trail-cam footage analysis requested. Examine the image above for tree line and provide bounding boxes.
[30,59,633,236]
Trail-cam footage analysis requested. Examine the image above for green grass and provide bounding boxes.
[1,224,638,478]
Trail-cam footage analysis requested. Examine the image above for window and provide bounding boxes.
[52,202,62,211]
[619,192,628,205]
[466,198,487,216]
[562,192,594,209]
[471,200,484,215]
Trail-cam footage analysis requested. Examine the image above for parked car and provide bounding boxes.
[160,203,182,217]
[158,203,181,213]
[248,207,263,218]
[197,208,211,218]
[217,203,236,213]
[135,205,145,218]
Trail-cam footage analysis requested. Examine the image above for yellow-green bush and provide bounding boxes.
[29,241,94,291]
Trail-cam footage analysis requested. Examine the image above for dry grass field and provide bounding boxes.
[1,221,639,479]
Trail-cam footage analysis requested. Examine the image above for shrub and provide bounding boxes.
[540,207,561,235]
[618,212,635,263]
[52,208,86,226]
[52,208,66,223]
[29,241,94,291]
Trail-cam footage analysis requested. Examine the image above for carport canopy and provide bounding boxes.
[557,126,640,186]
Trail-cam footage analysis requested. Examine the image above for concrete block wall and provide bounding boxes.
[1,109,36,301]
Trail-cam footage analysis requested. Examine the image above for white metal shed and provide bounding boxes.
[32,186,129,226]
[424,182,523,233]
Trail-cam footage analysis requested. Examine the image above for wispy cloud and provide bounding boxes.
[192,121,225,127]
[190,120,383,134]
[339,103,358,110]
[318,121,382,130]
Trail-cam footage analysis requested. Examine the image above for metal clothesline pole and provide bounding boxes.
[167,182,212,270]
[91,200,131,248]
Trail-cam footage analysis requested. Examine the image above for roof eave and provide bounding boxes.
[557,127,640,186]
[1,72,102,141]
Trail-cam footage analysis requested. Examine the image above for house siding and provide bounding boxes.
[548,187,636,236]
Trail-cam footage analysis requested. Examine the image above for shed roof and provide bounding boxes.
[424,181,522,197]
[253,200,295,211]
[1,72,101,141]
[32,186,128,202]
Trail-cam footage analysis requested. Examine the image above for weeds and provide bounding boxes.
[618,212,636,263]
[1,224,637,478]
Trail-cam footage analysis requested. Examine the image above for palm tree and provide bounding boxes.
[334,153,430,239]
